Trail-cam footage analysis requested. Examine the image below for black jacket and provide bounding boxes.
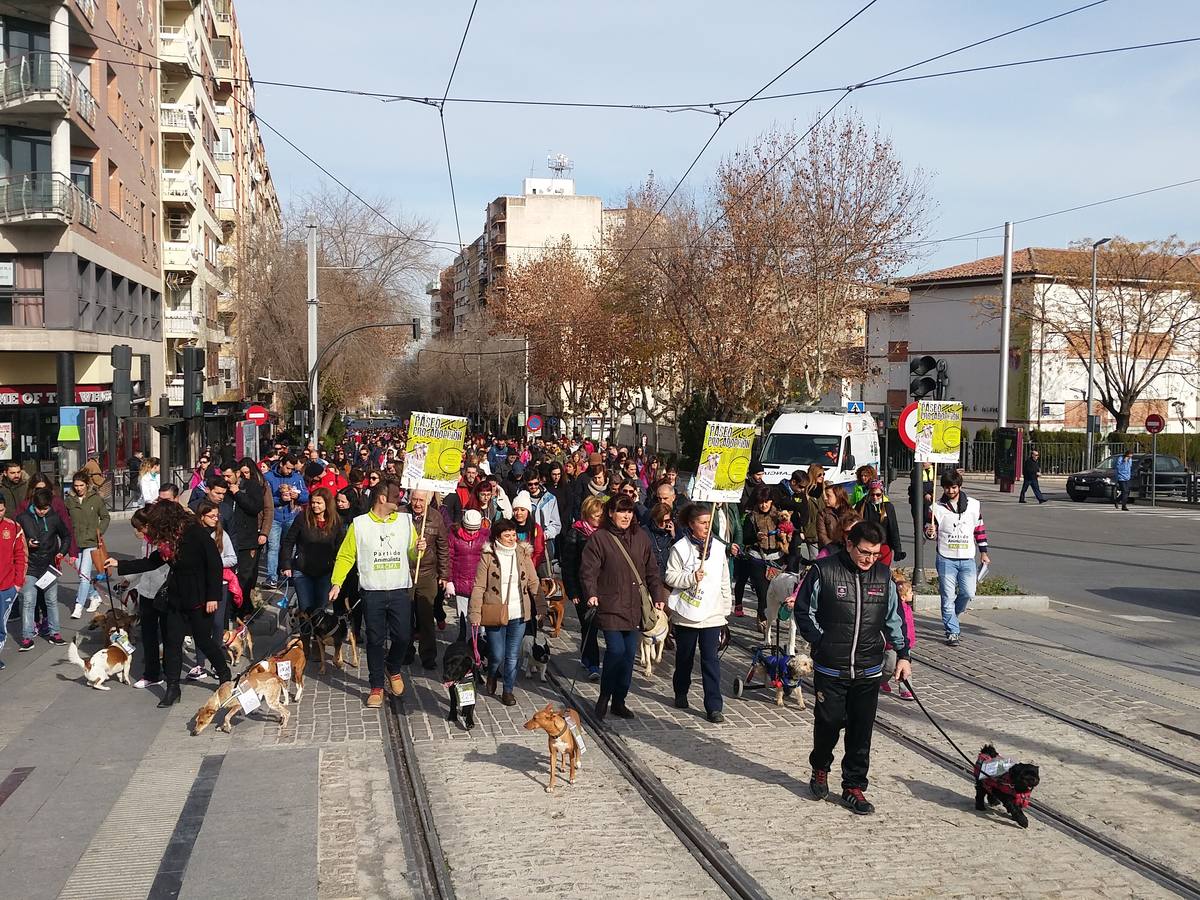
[796,550,907,678]
[225,482,264,550]
[15,508,71,577]
[559,524,589,601]
[118,522,222,611]
[1022,456,1040,480]
[280,516,345,577]
[854,498,902,556]
[644,521,674,576]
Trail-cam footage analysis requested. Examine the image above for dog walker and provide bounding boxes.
[733,605,803,700]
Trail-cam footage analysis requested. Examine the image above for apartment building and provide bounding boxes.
[157,0,279,442]
[0,0,164,470]
[427,265,453,339]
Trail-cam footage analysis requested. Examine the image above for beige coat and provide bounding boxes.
[468,542,540,626]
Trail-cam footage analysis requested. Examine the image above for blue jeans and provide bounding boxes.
[266,520,283,581]
[673,624,723,714]
[601,628,638,705]
[486,618,526,694]
[0,586,17,651]
[1019,477,1044,502]
[22,574,60,639]
[936,556,977,636]
[294,571,332,613]
[74,551,101,608]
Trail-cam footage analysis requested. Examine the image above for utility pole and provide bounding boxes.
[306,216,319,448]
[997,221,1013,429]
[1086,237,1112,469]
[523,335,530,428]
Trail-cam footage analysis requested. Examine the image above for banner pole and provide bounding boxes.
[412,510,429,584]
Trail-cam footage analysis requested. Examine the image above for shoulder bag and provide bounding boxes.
[603,531,656,633]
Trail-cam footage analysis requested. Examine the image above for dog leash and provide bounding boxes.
[900,678,975,767]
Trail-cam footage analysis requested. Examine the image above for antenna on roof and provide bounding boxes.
[547,153,573,181]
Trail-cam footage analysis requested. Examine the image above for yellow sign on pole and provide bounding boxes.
[401,412,468,493]
[693,421,756,503]
[915,400,963,464]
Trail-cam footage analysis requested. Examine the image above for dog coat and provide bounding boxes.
[974,752,1032,808]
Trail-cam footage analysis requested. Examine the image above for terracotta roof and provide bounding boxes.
[899,247,1200,286]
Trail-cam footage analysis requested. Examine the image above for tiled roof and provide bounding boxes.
[899,247,1200,286]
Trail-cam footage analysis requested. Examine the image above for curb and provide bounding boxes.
[912,593,1050,612]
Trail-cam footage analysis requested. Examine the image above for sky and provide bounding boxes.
[235,0,1199,276]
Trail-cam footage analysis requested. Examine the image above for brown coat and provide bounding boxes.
[257,480,274,539]
[816,505,843,548]
[468,543,540,626]
[578,522,668,632]
[411,508,450,590]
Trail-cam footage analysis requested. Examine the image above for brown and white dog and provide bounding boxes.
[221,617,254,666]
[523,703,585,793]
[638,607,670,677]
[541,576,566,637]
[251,637,307,703]
[66,632,133,690]
[191,669,290,735]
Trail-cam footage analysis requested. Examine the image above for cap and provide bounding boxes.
[511,490,533,511]
[868,479,884,490]
[462,509,483,530]
[303,461,324,481]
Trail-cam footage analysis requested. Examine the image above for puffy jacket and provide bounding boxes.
[796,550,908,678]
[279,515,345,577]
[15,508,71,577]
[225,481,265,551]
[644,521,674,576]
[64,490,110,549]
[448,526,487,595]
[579,522,668,632]
[264,464,309,523]
[0,515,28,591]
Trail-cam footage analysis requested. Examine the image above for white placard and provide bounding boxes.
[236,685,260,714]
[275,660,292,682]
[35,566,60,590]
[0,261,13,287]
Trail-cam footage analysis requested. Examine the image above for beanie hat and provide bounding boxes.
[511,462,525,478]
[462,509,483,531]
[303,461,324,481]
[511,490,533,511]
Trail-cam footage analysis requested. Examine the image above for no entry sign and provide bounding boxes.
[1145,413,1165,434]
[245,404,269,424]
[898,402,919,450]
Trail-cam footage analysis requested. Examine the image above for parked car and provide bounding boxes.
[1066,453,1191,502]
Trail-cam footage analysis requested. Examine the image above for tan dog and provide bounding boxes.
[747,652,815,707]
[252,637,307,703]
[638,607,670,677]
[523,703,584,793]
[221,618,254,666]
[66,632,133,690]
[540,577,566,638]
[87,609,138,635]
[191,669,290,735]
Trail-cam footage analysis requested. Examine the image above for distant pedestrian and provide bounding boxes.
[925,471,990,646]
[1113,450,1134,511]
[64,473,110,619]
[0,497,27,670]
[1019,449,1046,504]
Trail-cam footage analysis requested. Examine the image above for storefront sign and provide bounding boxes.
[0,261,13,287]
[0,385,113,407]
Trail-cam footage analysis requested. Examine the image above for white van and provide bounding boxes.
[757,409,880,487]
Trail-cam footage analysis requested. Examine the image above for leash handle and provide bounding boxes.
[470,625,482,667]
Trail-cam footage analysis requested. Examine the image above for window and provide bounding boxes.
[70,161,93,197]
[886,340,909,363]
[0,255,44,327]
[107,161,119,212]
[0,126,51,177]
[2,17,50,57]
[167,211,189,241]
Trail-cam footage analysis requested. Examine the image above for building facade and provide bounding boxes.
[0,0,164,471]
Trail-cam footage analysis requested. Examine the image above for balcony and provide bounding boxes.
[159,28,200,71]
[160,103,199,142]
[161,168,199,206]
[0,173,98,230]
[213,57,233,81]
[0,53,96,127]
[214,148,233,162]
[164,308,201,338]
[162,240,202,271]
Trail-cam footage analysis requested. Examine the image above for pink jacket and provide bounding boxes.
[887,599,916,651]
[448,526,487,596]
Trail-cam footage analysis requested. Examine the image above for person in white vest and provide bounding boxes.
[665,503,733,724]
[330,477,423,708]
[924,470,991,647]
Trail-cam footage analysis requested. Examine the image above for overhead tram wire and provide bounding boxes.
[437,0,481,254]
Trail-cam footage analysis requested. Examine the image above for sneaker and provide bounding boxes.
[734,605,745,617]
[85,597,101,613]
[706,711,725,724]
[133,678,164,689]
[841,787,875,815]
[46,633,67,646]
[0,658,5,671]
[37,619,50,638]
[17,638,34,652]
[586,664,600,682]
[185,666,208,680]
[880,680,892,694]
[388,671,405,696]
[897,684,915,702]
[263,579,279,590]
[945,633,960,646]
[809,768,830,800]
[71,603,83,620]
[365,688,384,708]
[611,703,635,720]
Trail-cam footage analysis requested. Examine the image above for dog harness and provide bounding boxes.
[752,648,802,690]
[974,754,1032,808]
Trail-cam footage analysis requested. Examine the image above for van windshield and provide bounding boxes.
[759,432,841,468]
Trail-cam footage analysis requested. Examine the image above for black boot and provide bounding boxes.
[158,683,181,708]
[611,701,635,719]
[594,693,609,720]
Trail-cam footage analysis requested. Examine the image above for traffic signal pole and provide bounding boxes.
[911,459,923,586]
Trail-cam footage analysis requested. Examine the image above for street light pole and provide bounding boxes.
[306,217,318,447]
[1085,236,1111,469]
[998,221,1013,429]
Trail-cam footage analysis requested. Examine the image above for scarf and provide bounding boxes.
[687,530,713,560]
[573,520,597,537]
[493,542,521,617]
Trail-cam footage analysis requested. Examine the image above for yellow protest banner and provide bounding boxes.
[693,421,756,503]
[401,412,468,493]
[915,400,963,464]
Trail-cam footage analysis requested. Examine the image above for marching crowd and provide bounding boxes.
[0,428,992,815]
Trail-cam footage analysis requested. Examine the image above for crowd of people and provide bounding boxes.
[0,427,993,815]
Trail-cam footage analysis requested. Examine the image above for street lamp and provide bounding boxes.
[1085,236,1111,469]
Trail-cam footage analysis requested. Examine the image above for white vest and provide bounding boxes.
[353,511,414,591]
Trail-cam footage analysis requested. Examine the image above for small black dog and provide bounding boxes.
[298,606,355,673]
[442,637,480,730]
[974,743,1040,828]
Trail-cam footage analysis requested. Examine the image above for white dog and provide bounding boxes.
[638,608,670,677]
[520,632,550,681]
[66,633,133,690]
[764,571,804,656]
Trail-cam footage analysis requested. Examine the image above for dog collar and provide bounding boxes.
[550,717,570,739]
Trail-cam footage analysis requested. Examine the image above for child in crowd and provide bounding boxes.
[881,570,916,701]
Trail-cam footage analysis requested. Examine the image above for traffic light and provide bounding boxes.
[111,344,132,418]
[910,355,949,400]
[182,346,205,419]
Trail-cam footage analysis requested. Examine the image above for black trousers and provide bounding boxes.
[409,580,439,667]
[809,672,881,791]
[1116,480,1131,508]
[1019,477,1044,502]
[735,559,772,620]
[235,546,258,604]
[673,624,723,713]
[573,598,600,668]
[137,591,164,682]
[162,604,231,686]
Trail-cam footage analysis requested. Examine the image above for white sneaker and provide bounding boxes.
[133,678,164,689]
[85,597,101,613]
[71,603,83,619]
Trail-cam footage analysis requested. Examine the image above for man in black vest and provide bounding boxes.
[793,520,911,815]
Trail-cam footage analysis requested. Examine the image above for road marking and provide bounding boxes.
[0,766,34,809]
[146,754,225,900]
[1111,615,1173,623]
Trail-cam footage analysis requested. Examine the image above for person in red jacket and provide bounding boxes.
[0,496,29,670]
[305,461,348,496]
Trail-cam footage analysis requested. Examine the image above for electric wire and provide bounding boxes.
[438,0,482,254]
